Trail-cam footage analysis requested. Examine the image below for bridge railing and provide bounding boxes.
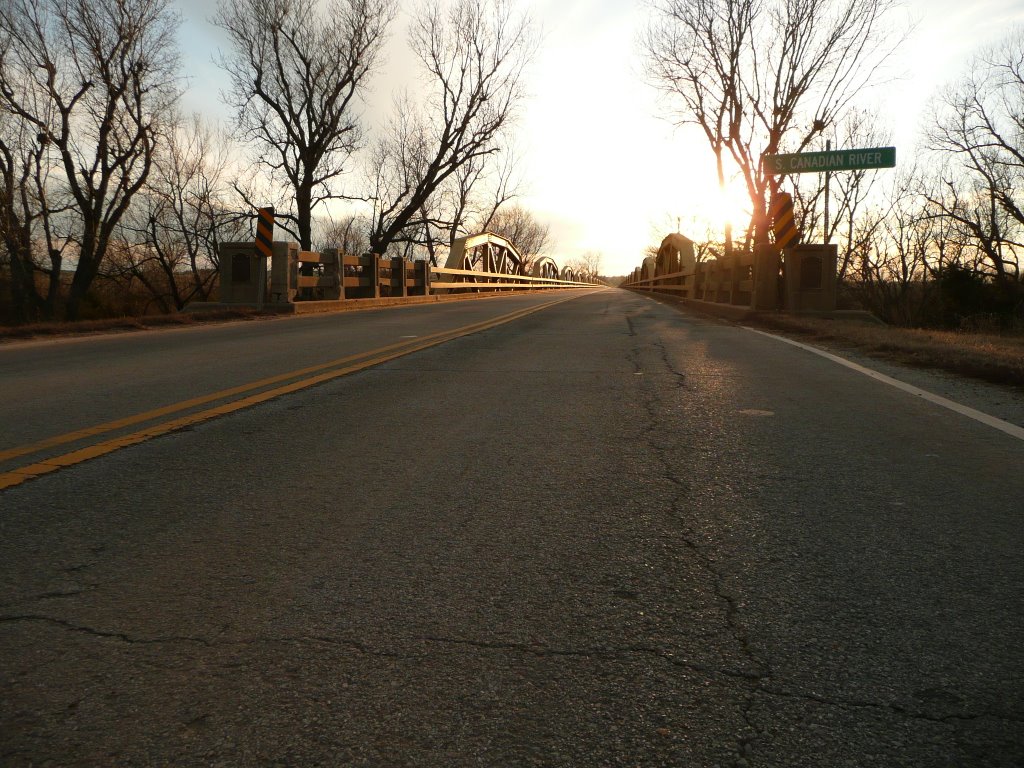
[622,253,754,307]
[340,254,431,299]
[431,266,596,291]
[214,241,597,310]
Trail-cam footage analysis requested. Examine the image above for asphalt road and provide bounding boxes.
[1,289,1022,766]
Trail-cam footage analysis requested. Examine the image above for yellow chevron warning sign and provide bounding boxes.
[256,206,274,259]
[770,193,800,250]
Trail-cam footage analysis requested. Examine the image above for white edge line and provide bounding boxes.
[742,326,1024,442]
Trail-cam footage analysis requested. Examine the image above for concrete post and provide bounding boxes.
[270,241,297,304]
[218,242,267,304]
[392,257,407,297]
[752,243,781,311]
[371,255,382,299]
[784,243,838,312]
[421,259,432,296]
[321,249,339,301]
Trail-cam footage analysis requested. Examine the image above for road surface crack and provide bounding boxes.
[630,342,763,670]
[757,684,1024,726]
[412,634,762,683]
[264,634,406,658]
[654,338,690,391]
[0,582,104,608]
[629,334,766,763]
[0,614,212,646]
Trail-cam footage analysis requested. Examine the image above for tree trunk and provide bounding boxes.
[714,147,733,255]
[296,182,313,251]
[44,249,62,318]
[7,250,34,322]
[6,227,48,322]
[66,242,99,321]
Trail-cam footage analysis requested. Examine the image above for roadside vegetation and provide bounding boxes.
[638,0,1023,387]
[0,0,553,323]
[642,1,1024,333]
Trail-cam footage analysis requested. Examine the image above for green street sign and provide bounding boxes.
[764,146,896,175]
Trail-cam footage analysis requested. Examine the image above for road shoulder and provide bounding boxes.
[650,294,1024,431]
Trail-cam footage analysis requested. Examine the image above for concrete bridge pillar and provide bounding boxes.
[752,243,781,311]
[784,244,838,312]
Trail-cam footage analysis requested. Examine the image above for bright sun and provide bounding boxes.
[703,180,753,237]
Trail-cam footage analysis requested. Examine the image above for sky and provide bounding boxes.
[175,0,1024,276]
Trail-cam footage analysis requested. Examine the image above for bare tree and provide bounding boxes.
[320,211,371,255]
[648,213,722,263]
[583,251,603,280]
[366,0,536,256]
[643,0,903,246]
[925,27,1024,283]
[790,108,892,279]
[448,142,519,248]
[114,114,248,311]
[852,194,932,325]
[0,100,58,321]
[0,0,180,320]
[394,140,520,266]
[921,168,1021,284]
[566,250,602,282]
[486,204,550,273]
[216,0,395,251]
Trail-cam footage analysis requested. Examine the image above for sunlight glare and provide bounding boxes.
[701,180,752,241]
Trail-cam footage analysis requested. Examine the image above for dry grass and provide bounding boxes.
[0,307,283,343]
[743,313,1024,389]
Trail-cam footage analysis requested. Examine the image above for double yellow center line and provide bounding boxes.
[0,293,585,491]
